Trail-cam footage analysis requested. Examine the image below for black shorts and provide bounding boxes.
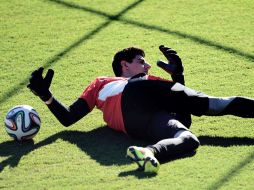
[121,78,209,140]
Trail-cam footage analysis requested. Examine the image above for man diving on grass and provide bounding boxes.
[27,45,254,173]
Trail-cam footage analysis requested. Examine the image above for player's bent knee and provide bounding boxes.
[187,135,200,151]
[174,130,200,151]
[186,134,199,150]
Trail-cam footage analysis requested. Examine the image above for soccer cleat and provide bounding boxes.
[126,146,160,173]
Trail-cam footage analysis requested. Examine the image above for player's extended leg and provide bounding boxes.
[206,96,254,118]
[123,79,254,118]
[170,82,254,118]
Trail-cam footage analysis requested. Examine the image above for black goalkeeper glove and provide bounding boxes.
[157,45,184,75]
[157,45,185,85]
[27,67,54,102]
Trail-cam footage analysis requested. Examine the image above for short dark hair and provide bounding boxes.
[112,47,145,76]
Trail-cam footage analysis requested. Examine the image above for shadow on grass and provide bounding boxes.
[1,128,254,179]
[118,169,157,178]
[198,135,254,147]
[0,127,144,172]
[198,135,254,190]
[207,149,254,190]
[199,135,254,190]
[0,126,157,178]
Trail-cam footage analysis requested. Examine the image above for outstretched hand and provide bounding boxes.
[157,45,184,75]
[27,67,54,102]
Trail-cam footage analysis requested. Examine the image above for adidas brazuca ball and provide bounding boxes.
[4,105,41,141]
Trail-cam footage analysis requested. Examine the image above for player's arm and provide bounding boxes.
[157,45,185,85]
[46,97,90,127]
[27,67,90,127]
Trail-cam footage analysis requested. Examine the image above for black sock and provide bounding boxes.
[221,97,254,118]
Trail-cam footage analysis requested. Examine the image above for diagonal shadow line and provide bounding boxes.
[121,19,254,61]
[0,20,111,105]
[48,0,254,61]
[0,0,145,106]
[1,0,253,106]
[206,150,254,190]
[47,0,113,18]
[47,0,144,20]
[199,135,254,189]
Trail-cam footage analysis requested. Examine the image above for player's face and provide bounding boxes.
[127,55,151,76]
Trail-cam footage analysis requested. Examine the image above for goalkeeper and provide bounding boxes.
[27,45,254,173]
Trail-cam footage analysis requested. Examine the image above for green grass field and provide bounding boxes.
[0,0,253,189]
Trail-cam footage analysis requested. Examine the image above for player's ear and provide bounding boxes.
[121,60,128,69]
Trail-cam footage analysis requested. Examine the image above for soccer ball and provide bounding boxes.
[4,105,41,141]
